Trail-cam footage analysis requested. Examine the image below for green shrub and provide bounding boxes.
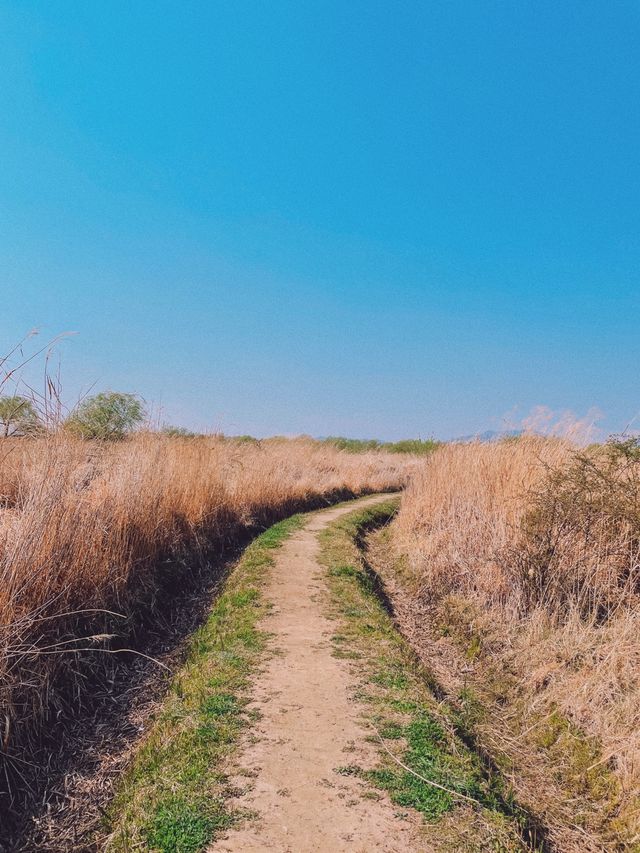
[65,392,145,440]
[323,436,439,455]
[0,395,40,437]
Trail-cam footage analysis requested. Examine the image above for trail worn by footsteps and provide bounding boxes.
[213,496,427,853]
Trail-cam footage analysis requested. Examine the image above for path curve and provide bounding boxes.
[212,495,427,853]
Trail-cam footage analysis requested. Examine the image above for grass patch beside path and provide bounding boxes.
[104,513,305,853]
[319,501,537,853]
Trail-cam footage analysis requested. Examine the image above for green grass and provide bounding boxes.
[533,710,619,805]
[104,513,305,853]
[319,502,532,852]
[322,436,440,455]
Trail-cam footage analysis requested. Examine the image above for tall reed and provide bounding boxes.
[394,436,640,835]
[0,433,407,786]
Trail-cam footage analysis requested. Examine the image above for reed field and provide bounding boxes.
[3,419,640,851]
[0,433,407,799]
[390,435,640,849]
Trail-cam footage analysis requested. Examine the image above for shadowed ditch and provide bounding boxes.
[349,509,554,853]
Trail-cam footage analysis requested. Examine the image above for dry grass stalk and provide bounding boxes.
[0,432,407,802]
[393,436,640,847]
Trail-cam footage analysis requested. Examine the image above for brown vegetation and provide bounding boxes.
[5,416,639,851]
[391,436,640,850]
[0,433,407,810]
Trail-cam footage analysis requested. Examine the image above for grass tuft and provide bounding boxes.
[144,795,230,853]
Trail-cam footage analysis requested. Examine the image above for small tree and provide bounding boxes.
[0,395,40,437]
[66,392,145,440]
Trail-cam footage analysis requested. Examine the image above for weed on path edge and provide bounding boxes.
[103,513,306,853]
[319,501,543,853]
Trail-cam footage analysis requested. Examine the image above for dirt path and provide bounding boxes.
[213,495,427,853]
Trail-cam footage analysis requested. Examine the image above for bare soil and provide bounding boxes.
[212,497,429,853]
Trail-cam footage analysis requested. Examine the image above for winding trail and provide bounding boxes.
[213,495,426,853]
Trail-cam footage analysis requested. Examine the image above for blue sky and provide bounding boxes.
[1,1,639,439]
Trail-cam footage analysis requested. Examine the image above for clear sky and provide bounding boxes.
[1,2,639,439]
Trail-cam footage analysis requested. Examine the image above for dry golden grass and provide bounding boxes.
[394,436,571,607]
[394,436,640,848]
[0,433,407,782]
